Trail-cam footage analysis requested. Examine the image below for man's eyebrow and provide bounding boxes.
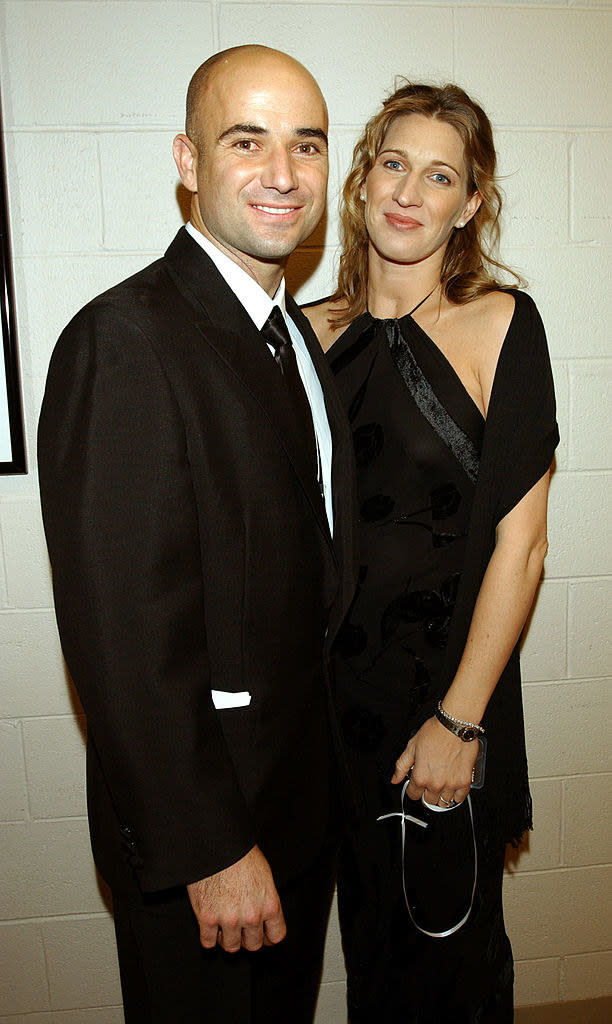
[217,124,268,143]
[295,127,328,147]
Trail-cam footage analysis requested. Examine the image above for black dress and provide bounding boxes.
[328,310,514,1022]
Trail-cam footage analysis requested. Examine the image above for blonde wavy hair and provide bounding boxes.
[330,82,521,327]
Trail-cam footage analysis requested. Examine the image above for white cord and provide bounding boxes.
[377,776,478,938]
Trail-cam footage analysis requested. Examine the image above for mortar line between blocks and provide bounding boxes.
[506,859,612,876]
[568,134,575,243]
[504,863,612,879]
[5,125,612,135]
[522,675,611,686]
[94,135,106,252]
[0,520,9,607]
[569,577,573,679]
[514,956,560,966]
[529,772,612,782]
[213,0,221,51]
[39,920,53,1010]
[549,468,611,478]
[559,953,568,1002]
[539,569,612,581]
[15,716,34,824]
[4,912,113,926]
[559,776,566,867]
[10,712,86,724]
[11,813,90,823]
[451,5,457,81]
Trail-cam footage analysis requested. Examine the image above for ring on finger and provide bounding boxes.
[439,795,456,808]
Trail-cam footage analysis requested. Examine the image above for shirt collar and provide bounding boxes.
[185,221,286,330]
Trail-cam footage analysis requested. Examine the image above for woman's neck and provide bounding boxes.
[366,245,443,319]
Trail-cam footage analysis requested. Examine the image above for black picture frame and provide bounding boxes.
[0,96,26,474]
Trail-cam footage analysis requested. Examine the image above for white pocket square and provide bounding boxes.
[211,689,251,710]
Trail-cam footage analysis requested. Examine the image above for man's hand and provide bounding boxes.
[187,845,286,953]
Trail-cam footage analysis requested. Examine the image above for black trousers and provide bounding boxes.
[112,841,337,1024]
[338,811,513,1023]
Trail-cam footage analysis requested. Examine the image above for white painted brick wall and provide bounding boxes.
[0,1,609,1019]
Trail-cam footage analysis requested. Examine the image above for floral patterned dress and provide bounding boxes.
[329,311,514,1023]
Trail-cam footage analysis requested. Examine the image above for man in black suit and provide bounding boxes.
[38,45,356,1023]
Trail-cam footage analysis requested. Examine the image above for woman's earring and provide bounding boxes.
[360,193,366,201]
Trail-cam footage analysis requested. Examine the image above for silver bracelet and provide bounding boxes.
[436,700,485,743]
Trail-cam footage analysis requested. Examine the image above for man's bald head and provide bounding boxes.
[174,44,328,292]
[185,45,326,150]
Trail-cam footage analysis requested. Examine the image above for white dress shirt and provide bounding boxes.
[185,222,334,533]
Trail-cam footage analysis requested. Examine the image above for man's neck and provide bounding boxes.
[189,215,284,298]
[186,222,287,331]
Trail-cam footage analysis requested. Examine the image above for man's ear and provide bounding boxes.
[173,134,198,193]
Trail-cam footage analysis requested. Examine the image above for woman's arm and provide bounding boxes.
[394,467,552,805]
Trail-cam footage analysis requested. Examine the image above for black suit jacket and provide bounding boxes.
[38,227,357,897]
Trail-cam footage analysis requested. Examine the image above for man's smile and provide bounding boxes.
[251,203,302,216]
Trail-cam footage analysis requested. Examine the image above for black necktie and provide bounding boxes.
[261,305,319,486]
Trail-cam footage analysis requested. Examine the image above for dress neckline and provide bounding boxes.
[400,315,486,425]
[366,285,437,323]
[364,290,521,427]
[363,310,484,425]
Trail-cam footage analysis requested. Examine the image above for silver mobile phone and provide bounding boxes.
[470,737,487,790]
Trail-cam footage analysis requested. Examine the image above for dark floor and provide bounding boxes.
[515,995,612,1023]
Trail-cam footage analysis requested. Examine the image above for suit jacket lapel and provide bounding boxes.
[164,229,337,559]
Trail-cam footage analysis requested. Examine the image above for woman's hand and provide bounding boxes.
[392,716,479,807]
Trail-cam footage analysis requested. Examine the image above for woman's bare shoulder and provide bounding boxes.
[453,289,516,363]
[301,298,350,353]
[469,289,516,339]
[466,290,517,411]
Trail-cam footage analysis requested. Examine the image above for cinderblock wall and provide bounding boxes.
[0,2,610,1020]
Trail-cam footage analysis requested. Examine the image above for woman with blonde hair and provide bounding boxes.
[304,83,558,1021]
